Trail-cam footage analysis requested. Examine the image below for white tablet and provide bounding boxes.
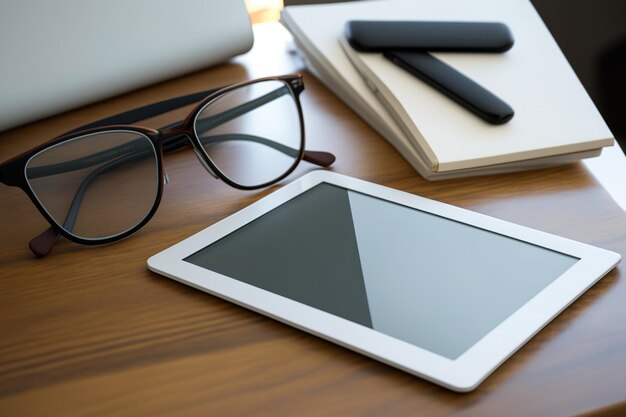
[148,171,620,391]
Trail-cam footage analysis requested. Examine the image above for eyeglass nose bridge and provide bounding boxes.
[161,128,220,179]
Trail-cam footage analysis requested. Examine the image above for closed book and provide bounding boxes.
[282,0,614,178]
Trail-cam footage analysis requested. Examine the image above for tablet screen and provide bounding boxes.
[185,183,578,359]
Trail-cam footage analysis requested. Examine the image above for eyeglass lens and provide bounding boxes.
[194,79,302,187]
[24,131,159,240]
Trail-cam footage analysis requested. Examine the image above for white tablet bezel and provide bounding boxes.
[148,171,620,391]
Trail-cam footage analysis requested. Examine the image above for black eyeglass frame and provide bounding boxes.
[0,74,333,255]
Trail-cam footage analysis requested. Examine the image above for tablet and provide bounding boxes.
[148,171,620,391]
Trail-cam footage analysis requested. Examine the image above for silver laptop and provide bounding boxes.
[0,0,253,131]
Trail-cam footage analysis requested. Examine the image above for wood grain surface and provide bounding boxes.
[1,23,625,417]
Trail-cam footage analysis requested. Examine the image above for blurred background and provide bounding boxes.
[246,0,626,150]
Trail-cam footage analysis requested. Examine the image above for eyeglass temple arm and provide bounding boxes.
[139,84,333,165]
[31,86,278,176]
[64,88,221,135]
[27,86,334,179]
[193,134,335,167]
[24,88,222,179]
[20,89,219,180]
[154,86,290,154]
[68,83,332,164]
[183,86,334,166]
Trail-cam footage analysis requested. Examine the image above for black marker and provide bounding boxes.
[345,21,514,53]
[384,51,514,124]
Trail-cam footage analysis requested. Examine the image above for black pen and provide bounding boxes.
[384,50,514,125]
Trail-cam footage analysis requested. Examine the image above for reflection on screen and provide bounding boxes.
[185,183,578,359]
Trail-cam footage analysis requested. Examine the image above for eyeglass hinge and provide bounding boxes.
[290,78,304,92]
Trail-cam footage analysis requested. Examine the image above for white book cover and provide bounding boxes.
[283,0,614,173]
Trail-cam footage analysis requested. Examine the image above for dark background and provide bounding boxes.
[285,0,626,150]
[531,0,626,151]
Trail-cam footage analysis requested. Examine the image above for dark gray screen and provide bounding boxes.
[185,183,578,359]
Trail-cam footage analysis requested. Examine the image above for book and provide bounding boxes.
[281,0,614,179]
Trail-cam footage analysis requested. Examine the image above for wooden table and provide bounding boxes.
[1,23,625,417]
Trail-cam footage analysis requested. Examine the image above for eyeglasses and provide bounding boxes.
[0,74,335,257]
